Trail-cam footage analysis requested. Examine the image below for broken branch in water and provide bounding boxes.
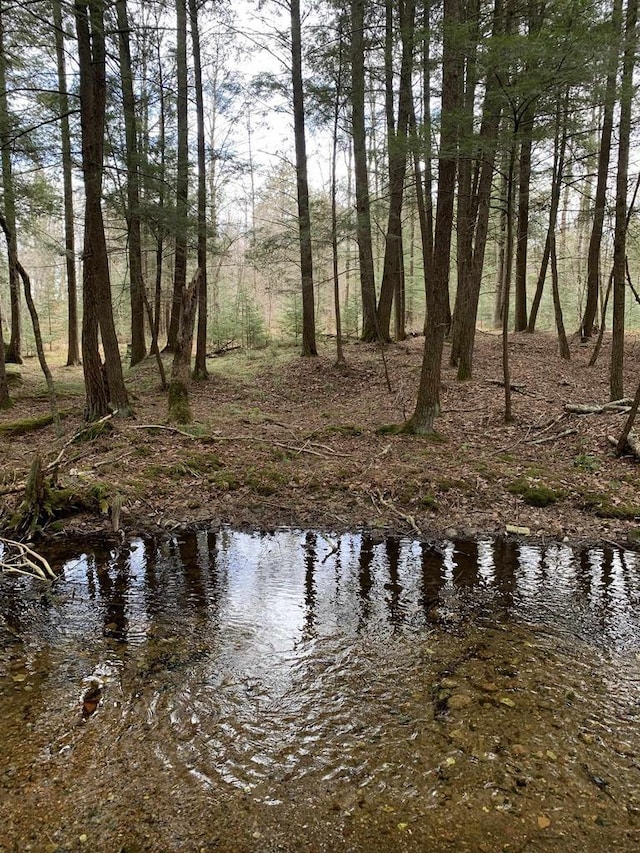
[0,537,55,580]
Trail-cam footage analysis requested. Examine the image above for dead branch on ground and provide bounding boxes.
[565,399,632,414]
[608,433,640,460]
[372,490,423,536]
[0,537,55,580]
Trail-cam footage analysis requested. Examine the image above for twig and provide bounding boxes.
[129,424,197,439]
[0,537,55,580]
[529,427,577,445]
[372,491,423,536]
[0,413,116,496]
[91,451,135,470]
[532,413,566,436]
[208,434,352,458]
[48,412,116,474]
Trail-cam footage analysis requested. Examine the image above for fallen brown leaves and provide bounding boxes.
[1,331,640,545]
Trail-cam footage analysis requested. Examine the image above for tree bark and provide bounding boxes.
[550,229,570,360]
[0,299,9,407]
[116,0,147,367]
[166,0,189,352]
[75,0,130,419]
[610,0,637,401]
[514,104,535,331]
[331,22,347,366]
[502,142,516,423]
[53,0,80,367]
[581,0,622,339]
[528,86,570,335]
[168,269,201,424]
[0,4,21,364]
[189,0,209,378]
[378,0,416,342]
[451,0,480,366]
[403,0,461,435]
[450,0,503,379]
[153,34,167,347]
[291,0,317,356]
[351,0,378,341]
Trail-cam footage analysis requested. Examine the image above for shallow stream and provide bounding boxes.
[2,531,640,852]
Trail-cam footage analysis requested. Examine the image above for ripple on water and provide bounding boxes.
[2,529,640,811]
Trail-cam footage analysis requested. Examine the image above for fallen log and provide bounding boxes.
[608,432,640,460]
[566,398,633,414]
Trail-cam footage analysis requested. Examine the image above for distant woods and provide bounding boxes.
[0,0,638,430]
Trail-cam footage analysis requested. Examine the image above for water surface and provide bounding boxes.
[1,531,640,852]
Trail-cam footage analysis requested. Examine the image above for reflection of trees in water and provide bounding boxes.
[5,531,640,662]
[96,547,130,642]
[357,534,374,628]
[176,534,208,611]
[384,537,402,627]
[302,531,317,640]
[1,578,31,634]
[492,539,518,606]
[420,542,444,615]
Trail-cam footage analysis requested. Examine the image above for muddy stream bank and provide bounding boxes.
[1,530,640,852]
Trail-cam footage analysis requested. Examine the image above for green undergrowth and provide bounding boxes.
[420,493,439,511]
[8,468,111,538]
[581,492,640,520]
[507,478,563,507]
[244,464,290,496]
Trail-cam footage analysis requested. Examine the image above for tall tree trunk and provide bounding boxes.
[0,3,20,364]
[494,162,507,328]
[550,229,570,360]
[351,0,378,341]
[514,104,535,331]
[168,269,200,423]
[291,0,317,356]
[528,86,570,334]
[116,0,146,367]
[409,96,433,323]
[153,35,166,346]
[378,0,416,342]
[418,0,434,333]
[611,0,637,400]
[75,0,130,419]
[331,24,346,366]
[551,89,571,360]
[451,0,480,366]
[0,299,9,407]
[403,0,461,435]
[450,0,503,378]
[166,0,189,352]
[421,0,434,279]
[582,0,622,339]
[189,0,209,378]
[53,0,80,367]
[502,142,516,423]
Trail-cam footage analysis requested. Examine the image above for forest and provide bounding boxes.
[5,5,640,847]
[1,0,640,540]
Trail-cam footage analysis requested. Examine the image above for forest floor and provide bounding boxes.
[1,329,640,548]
